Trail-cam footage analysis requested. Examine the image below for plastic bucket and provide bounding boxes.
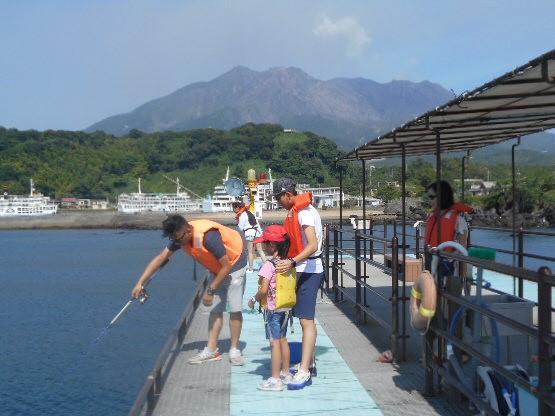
[289,342,302,365]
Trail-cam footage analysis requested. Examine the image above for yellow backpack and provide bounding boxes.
[260,260,297,311]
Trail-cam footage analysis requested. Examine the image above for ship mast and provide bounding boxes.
[163,175,202,199]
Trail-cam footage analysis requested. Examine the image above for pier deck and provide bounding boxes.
[149,263,465,416]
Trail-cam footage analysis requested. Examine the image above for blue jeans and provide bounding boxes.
[264,310,288,341]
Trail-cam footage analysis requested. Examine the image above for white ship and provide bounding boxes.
[117,178,202,214]
[201,167,237,213]
[0,179,58,217]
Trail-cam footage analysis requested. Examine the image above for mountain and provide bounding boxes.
[86,66,454,149]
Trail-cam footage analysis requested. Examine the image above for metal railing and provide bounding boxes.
[129,273,208,416]
[469,226,555,299]
[325,220,555,415]
[325,224,409,361]
[423,247,554,416]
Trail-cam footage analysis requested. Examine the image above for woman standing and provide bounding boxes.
[232,201,267,272]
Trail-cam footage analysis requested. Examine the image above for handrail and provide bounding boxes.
[470,225,555,237]
[326,224,406,360]
[129,273,208,416]
[431,248,555,284]
[425,248,554,413]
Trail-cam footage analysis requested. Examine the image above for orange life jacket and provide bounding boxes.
[283,192,313,258]
[424,202,473,247]
[182,220,243,274]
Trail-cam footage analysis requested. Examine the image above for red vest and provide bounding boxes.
[182,220,243,274]
[283,193,313,258]
[425,202,473,247]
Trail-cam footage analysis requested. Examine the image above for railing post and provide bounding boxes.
[369,218,374,262]
[424,245,434,396]
[415,225,421,258]
[538,266,552,416]
[355,229,362,323]
[333,227,339,302]
[518,228,524,298]
[383,220,388,256]
[146,376,156,412]
[391,236,399,361]
[323,224,329,291]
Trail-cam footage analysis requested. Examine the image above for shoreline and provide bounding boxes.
[0,209,390,230]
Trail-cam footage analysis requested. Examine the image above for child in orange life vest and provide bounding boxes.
[248,224,293,391]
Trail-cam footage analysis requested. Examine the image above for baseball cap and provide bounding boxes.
[272,177,296,196]
[253,224,288,244]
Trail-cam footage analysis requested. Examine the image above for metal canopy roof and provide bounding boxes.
[340,50,555,161]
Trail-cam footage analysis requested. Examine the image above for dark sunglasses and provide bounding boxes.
[427,193,437,200]
[172,228,189,242]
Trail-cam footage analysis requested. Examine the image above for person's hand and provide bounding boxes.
[132,283,144,299]
[248,297,256,310]
[203,290,214,306]
[276,259,294,273]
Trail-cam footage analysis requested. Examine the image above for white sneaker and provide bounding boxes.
[287,369,312,390]
[280,370,293,385]
[258,377,284,391]
[229,348,245,366]
[187,347,222,365]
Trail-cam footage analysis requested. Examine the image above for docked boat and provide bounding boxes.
[201,167,237,213]
[0,179,58,216]
[117,178,202,214]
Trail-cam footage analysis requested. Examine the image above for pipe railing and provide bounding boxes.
[129,274,208,416]
[424,246,554,415]
[325,224,407,361]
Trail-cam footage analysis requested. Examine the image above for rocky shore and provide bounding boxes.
[1,204,552,231]
[0,208,386,230]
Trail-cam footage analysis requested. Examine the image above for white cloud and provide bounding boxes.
[313,16,371,57]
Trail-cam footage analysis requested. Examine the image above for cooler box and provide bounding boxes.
[516,377,555,416]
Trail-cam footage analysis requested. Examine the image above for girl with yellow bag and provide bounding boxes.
[248,225,297,391]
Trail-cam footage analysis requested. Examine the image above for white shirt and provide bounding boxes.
[237,211,262,241]
[295,205,323,273]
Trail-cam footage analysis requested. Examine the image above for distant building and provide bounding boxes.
[283,128,297,133]
[464,179,497,196]
[91,199,110,210]
[60,198,110,209]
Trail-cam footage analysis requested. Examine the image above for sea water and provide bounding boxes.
[0,229,199,416]
[1,227,554,416]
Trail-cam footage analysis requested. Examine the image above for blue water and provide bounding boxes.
[1,230,199,416]
[1,227,554,416]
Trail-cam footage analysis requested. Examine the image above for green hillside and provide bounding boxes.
[0,124,343,199]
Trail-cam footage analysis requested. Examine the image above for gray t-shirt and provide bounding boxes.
[167,229,247,272]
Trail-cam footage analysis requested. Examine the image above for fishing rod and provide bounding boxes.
[108,258,169,328]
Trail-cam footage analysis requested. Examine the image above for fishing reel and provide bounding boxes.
[138,287,149,304]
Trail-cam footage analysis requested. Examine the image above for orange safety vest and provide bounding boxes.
[424,202,473,247]
[283,193,313,258]
[182,220,243,274]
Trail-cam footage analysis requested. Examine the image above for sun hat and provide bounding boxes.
[253,224,288,244]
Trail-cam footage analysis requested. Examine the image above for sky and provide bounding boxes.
[1,0,554,131]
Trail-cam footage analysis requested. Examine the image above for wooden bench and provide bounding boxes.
[384,254,423,282]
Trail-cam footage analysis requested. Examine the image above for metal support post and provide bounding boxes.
[333,227,339,302]
[518,228,524,298]
[401,144,407,360]
[537,266,552,416]
[355,229,362,323]
[391,236,399,360]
